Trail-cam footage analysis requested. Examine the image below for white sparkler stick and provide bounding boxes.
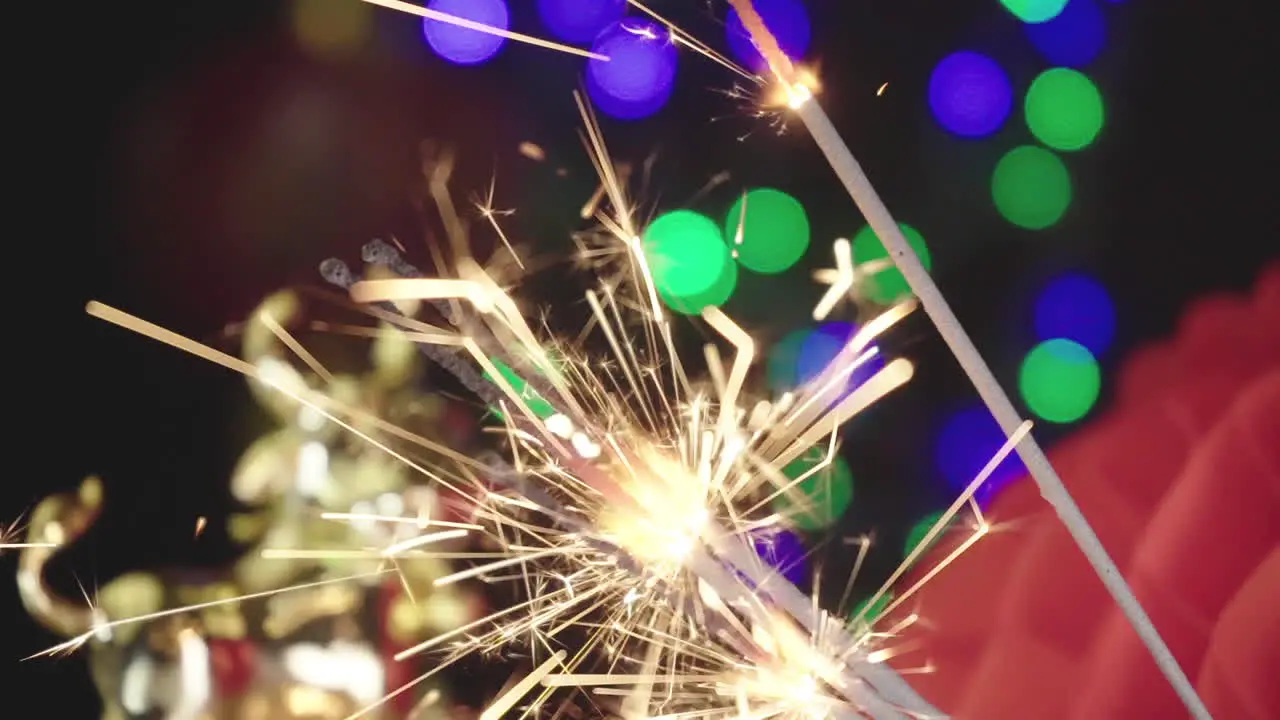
[725,2,1211,717]
[790,88,1213,720]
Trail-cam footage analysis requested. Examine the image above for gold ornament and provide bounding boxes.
[19,290,484,718]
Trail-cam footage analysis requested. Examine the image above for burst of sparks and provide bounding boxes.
[19,4,1045,719]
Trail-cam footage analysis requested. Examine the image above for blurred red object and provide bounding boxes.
[890,265,1280,719]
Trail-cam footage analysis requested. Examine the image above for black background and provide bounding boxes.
[3,0,1275,714]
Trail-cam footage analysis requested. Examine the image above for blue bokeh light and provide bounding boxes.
[767,327,810,393]
[750,527,808,587]
[536,0,626,45]
[795,323,885,391]
[935,405,1028,504]
[422,0,509,66]
[928,51,1014,138]
[1025,0,1106,67]
[586,19,678,120]
[1034,272,1116,355]
[725,0,811,73]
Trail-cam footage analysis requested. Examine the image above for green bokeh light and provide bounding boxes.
[725,188,811,274]
[849,591,894,631]
[766,327,810,392]
[484,357,558,421]
[1025,68,1105,151]
[852,223,931,304]
[1000,0,1067,23]
[904,511,946,559]
[1018,338,1101,423]
[659,253,738,315]
[772,447,854,531]
[992,145,1072,230]
[643,210,730,299]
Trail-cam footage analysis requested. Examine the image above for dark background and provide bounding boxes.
[4,0,1275,714]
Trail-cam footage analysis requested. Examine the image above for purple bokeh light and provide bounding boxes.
[928,51,1014,138]
[422,0,509,66]
[586,19,678,120]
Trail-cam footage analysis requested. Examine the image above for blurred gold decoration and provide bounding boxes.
[19,290,483,719]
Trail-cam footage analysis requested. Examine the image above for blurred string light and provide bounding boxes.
[291,0,373,56]
[725,188,810,274]
[852,222,931,304]
[422,0,509,65]
[773,447,855,532]
[1019,338,1101,423]
[935,405,1027,503]
[586,19,678,120]
[1025,0,1106,67]
[641,210,735,313]
[796,322,886,390]
[991,145,1072,230]
[1000,0,1069,24]
[750,527,810,586]
[928,51,1014,138]
[766,327,810,392]
[1025,67,1106,150]
[1034,272,1116,355]
[724,0,812,72]
[535,0,625,44]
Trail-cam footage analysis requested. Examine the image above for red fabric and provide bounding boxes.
[889,265,1280,719]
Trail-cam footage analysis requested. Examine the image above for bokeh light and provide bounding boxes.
[642,210,729,301]
[773,448,854,531]
[1034,272,1116,355]
[935,405,1027,503]
[904,511,946,559]
[750,527,809,587]
[586,19,678,120]
[927,52,1013,138]
[850,591,893,629]
[1025,0,1106,67]
[796,322,885,390]
[767,327,810,393]
[659,255,738,316]
[1000,0,1068,23]
[992,145,1072,230]
[725,0,812,73]
[422,0,509,66]
[536,0,626,44]
[852,222,931,304]
[1025,68,1105,151]
[291,0,373,57]
[485,359,557,421]
[725,188,810,274]
[1019,338,1102,423]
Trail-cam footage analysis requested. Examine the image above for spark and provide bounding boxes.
[519,142,547,162]
[30,571,390,660]
[811,238,853,321]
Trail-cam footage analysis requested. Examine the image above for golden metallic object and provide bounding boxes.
[19,291,483,719]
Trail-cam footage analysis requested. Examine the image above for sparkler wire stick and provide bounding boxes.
[726,2,1211,717]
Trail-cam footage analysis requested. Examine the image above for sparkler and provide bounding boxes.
[722,0,1211,717]
[14,2,1211,719]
